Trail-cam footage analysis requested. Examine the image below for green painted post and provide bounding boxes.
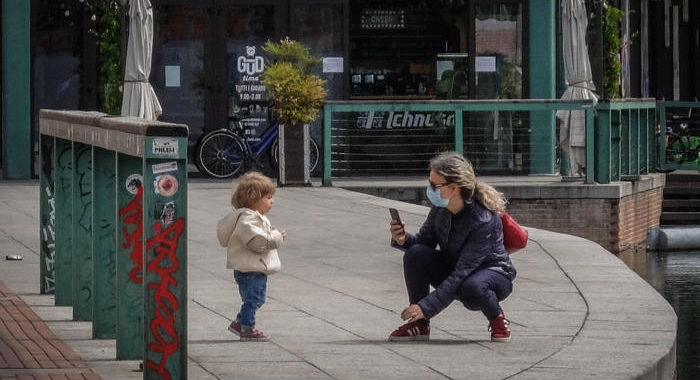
[610,110,621,181]
[630,109,640,177]
[585,108,595,184]
[454,109,464,154]
[143,136,188,380]
[54,138,74,306]
[658,102,667,168]
[116,154,144,360]
[323,106,333,186]
[92,147,117,339]
[1,0,31,179]
[595,109,611,184]
[72,142,93,321]
[620,110,630,176]
[647,108,657,171]
[40,135,57,294]
[640,109,649,173]
[528,0,556,174]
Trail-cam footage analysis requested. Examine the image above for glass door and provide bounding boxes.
[290,0,348,100]
[217,0,286,141]
[466,0,527,173]
[472,1,523,99]
[289,0,347,176]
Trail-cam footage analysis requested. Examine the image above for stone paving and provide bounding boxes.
[0,179,677,379]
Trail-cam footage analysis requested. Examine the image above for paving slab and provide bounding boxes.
[0,179,677,379]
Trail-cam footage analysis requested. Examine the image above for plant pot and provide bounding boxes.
[277,123,311,186]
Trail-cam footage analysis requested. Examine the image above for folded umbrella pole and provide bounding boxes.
[121,0,162,120]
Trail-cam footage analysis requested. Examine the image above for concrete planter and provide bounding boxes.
[277,123,311,186]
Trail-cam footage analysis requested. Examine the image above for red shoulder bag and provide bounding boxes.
[502,212,528,253]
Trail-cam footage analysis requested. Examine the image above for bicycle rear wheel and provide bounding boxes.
[271,137,319,173]
[195,131,247,178]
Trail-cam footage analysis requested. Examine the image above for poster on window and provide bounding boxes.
[229,45,269,142]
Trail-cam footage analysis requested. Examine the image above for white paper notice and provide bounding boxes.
[475,56,497,72]
[322,57,344,73]
[165,65,181,87]
[436,60,454,80]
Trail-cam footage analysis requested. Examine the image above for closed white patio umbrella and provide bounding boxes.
[556,0,598,177]
[121,0,162,120]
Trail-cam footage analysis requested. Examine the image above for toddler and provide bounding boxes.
[217,172,285,341]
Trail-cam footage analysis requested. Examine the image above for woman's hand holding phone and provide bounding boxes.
[389,208,407,245]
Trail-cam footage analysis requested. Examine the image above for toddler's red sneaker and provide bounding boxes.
[228,321,242,336]
[240,327,268,342]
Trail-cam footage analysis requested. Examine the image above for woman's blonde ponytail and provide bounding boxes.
[474,181,506,213]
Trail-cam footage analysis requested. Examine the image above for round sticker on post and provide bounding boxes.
[155,174,178,197]
[125,174,143,195]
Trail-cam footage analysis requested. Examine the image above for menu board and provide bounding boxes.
[351,8,448,60]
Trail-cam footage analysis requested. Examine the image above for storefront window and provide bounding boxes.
[349,0,469,99]
[32,0,85,177]
[292,3,345,100]
[151,5,207,142]
[33,1,83,111]
[467,2,526,173]
[474,2,522,99]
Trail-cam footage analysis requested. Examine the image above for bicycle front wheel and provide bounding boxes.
[195,131,247,178]
[271,137,319,173]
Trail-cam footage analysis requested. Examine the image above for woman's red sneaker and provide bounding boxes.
[489,313,511,342]
[388,320,430,341]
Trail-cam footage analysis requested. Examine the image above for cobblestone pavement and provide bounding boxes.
[0,281,101,380]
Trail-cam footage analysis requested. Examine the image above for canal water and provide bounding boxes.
[636,250,700,380]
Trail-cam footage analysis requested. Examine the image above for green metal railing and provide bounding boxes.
[595,99,658,183]
[322,98,659,185]
[658,101,700,171]
[39,110,189,380]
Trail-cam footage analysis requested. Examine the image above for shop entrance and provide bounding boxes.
[151,0,347,157]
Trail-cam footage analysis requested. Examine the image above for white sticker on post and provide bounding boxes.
[152,161,178,174]
[152,138,178,156]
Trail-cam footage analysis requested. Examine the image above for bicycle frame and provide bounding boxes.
[238,120,279,158]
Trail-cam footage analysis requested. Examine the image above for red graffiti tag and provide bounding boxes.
[145,218,185,380]
[119,186,144,283]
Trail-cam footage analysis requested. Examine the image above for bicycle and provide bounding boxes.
[664,107,700,166]
[665,122,700,165]
[194,112,320,179]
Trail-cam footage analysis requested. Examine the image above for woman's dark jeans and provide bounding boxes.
[233,270,268,329]
[403,244,512,321]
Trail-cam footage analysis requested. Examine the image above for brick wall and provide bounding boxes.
[506,187,664,256]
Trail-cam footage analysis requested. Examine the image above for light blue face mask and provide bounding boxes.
[426,186,450,207]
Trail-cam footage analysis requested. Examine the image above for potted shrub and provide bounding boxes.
[261,37,327,186]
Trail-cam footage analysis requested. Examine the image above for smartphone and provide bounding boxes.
[389,208,402,224]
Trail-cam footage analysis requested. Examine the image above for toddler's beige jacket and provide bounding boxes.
[217,208,283,274]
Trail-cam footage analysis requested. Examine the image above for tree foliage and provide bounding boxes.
[261,38,327,125]
[96,1,123,115]
[603,2,623,99]
[61,0,123,114]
